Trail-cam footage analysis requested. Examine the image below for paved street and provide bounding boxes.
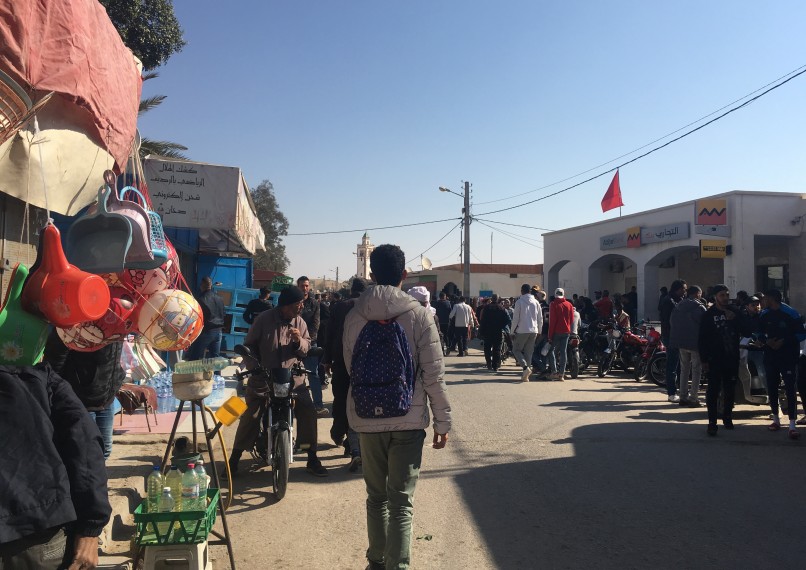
[111,342,806,569]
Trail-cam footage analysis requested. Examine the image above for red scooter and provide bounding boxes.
[633,326,666,386]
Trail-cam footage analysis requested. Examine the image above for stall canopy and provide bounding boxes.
[143,157,266,256]
[0,0,142,214]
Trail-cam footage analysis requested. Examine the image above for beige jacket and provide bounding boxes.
[343,285,452,435]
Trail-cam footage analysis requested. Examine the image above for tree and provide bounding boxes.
[137,80,189,159]
[99,0,186,71]
[251,180,290,273]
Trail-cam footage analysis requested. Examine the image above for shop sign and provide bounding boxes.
[626,226,641,248]
[641,222,690,244]
[695,224,731,237]
[700,239,727,259]
[600,232,627,250]
[696,199,727,225]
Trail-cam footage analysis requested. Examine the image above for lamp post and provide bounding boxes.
[439,181,471,296]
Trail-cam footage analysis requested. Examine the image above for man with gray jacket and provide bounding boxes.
[669,285,707,406]
[343,244,452,570]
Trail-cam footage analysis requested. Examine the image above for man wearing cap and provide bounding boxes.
[548,288,575,380]
[228,285,328,476]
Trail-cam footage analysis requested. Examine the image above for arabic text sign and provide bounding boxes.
[700,239,727,259]
[144,159,239,230]
[641,222,690,244]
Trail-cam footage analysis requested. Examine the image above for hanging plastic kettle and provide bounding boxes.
[22,222,111,327]
[0,263,50,365]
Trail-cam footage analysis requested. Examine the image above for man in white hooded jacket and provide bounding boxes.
[343,244,452,570]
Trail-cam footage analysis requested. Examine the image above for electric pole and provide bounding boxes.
[463,180,471,297]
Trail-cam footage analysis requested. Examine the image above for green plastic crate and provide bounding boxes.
[133,488,219,546]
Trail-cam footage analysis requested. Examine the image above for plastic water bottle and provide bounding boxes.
[174,357,230,374]
[157,487,174,536]
[146,466,163,513]
[194,459,209,511]
[181,463,200,511]
[165,466,183,512]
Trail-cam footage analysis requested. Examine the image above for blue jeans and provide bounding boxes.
[89,403,116,459]
[551,333,570,375]
[361,429,426,569]
[665,345,680,396]
[305,343,323,408]
[185,328,222,361]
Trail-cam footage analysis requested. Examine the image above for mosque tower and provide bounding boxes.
[356,232,374,279]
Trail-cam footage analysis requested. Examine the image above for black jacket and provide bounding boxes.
[433,299,452,326]
[698,305,742,370]
[243,298,273,325]
[0,364,111,543]
[479,303,511,338]
[300,297,320,340]
[44,332,126,411]
[197,289,225,331]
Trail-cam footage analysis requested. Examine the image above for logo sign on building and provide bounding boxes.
[700,239,727,259]
[641,222,690,244]
[626,226,641,248]
[696,199,727,225]
[600,232,627,250]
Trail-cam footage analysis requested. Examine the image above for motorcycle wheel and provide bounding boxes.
[597,354,613,378]
[272,428,291,500]
[570,352,580,379]
[634,360,647,382]
[649,356,667,387]
[579,351,590,371]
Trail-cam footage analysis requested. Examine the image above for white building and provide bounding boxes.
[404,263,543,299]
[543,191,806,320]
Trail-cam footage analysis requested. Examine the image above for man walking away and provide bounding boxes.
[479,294,511,372]
[243,286,274,325]
[698,284,742,436]
[434,291,453,353]
[448,297,476,357]
[186,276,225,361]
[511,283,542,382]
[343,244,451,570]
[548,288,575,380]
[759,289,806,439]
[669,285,707,407]
[660,279,687,403]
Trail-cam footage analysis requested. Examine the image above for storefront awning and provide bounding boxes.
[143,157,266,256]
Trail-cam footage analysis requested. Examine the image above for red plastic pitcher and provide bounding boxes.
[22,223,111,327]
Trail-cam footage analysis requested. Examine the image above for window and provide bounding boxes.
[509,273,518,278]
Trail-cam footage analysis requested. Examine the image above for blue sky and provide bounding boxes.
[138,1,806,282]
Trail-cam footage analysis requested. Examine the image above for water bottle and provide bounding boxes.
[194,459,209,510]
[165,466,183,512]
[146,465,163,513]
[181,463,200,511]
[174,357,230,374]
[157,487,174,536]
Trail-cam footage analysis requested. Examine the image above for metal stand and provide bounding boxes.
[157,399,237,570]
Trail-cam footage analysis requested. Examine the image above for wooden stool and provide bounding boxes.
[143,541,210,570]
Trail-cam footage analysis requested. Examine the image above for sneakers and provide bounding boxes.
[306,459,329,477]
[707,424,718,436]
[520,366,532,382]
[348,455,363,473]
[679,398,702,408]
[768,422,781,432]
[789,428,800,440]
[316,407,331,418]
[668,394,680,403]
[366,561,385,570]
[723,418,734,430]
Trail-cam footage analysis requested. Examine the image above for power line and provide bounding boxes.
[474,64,806,206]
[476,219,543,244]
[475,64,806,218]
[287,216,459,236]
[405,220,462,265]
[474,218,553,232]
[476,219,544,249]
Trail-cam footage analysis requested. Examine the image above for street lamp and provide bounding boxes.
[439,181,471,297]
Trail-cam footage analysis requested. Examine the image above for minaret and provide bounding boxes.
[356,232,374,279]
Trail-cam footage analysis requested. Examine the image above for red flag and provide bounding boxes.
[601,170,624,213]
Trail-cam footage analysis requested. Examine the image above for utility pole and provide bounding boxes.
[463,180,471,297]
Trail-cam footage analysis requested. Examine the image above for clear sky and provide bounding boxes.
[137,1,806,283]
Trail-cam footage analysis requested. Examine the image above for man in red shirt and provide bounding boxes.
[594,290,614,320]
[548,288,576,380]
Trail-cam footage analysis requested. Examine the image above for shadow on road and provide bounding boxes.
[453,420,806,569]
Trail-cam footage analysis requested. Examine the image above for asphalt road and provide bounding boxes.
[204,342,806,570]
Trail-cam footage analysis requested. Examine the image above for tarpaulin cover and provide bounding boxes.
[0,0,142,172]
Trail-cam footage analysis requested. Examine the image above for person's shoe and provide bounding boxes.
[227,457,239,477]
[707,424,718,436]
[366,561,385,570]
[458,352,465,357]
[797,416,806,426]
[343,440,351,457]
[723,418,734,430]
[521,367,532,382]
[493,367,499,372]
[330,430,344,447]
[555,374,565,382]
[348,455,363,473]
[768,422,781,432]
[306,459,329,477]
[789,428,800,440]
[688,399,702,407]
[315,407,330,418]
[668,394,680,403]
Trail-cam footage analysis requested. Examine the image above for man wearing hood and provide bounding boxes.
[343,244,452,570]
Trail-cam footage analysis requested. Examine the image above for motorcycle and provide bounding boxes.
[633,325,664,384]
[578,320,608,370]
[596,322,647,377]
[597,324,623,377]
[567,332,581,378]
[233,344,322,500]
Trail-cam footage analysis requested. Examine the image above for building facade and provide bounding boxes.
[356,232,374,280]
[543,191,806,320]
[405,263,543,299]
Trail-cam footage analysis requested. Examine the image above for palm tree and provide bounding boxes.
[138,71,188,160]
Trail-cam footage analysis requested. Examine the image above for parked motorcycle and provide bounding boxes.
[578,320,608,370]
[634,325,664,384]
[567,333,581,378]
[233,344,322,500]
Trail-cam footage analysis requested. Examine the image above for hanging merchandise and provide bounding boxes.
[54,286,138,352]
[130,336,166,383]
[102,238,179,298]
[119,186,168,264]
[0,263,49,365]
[21,222,111,327]
[66,186,133,274]
[56,320,107,352]
[136,289,204,351]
